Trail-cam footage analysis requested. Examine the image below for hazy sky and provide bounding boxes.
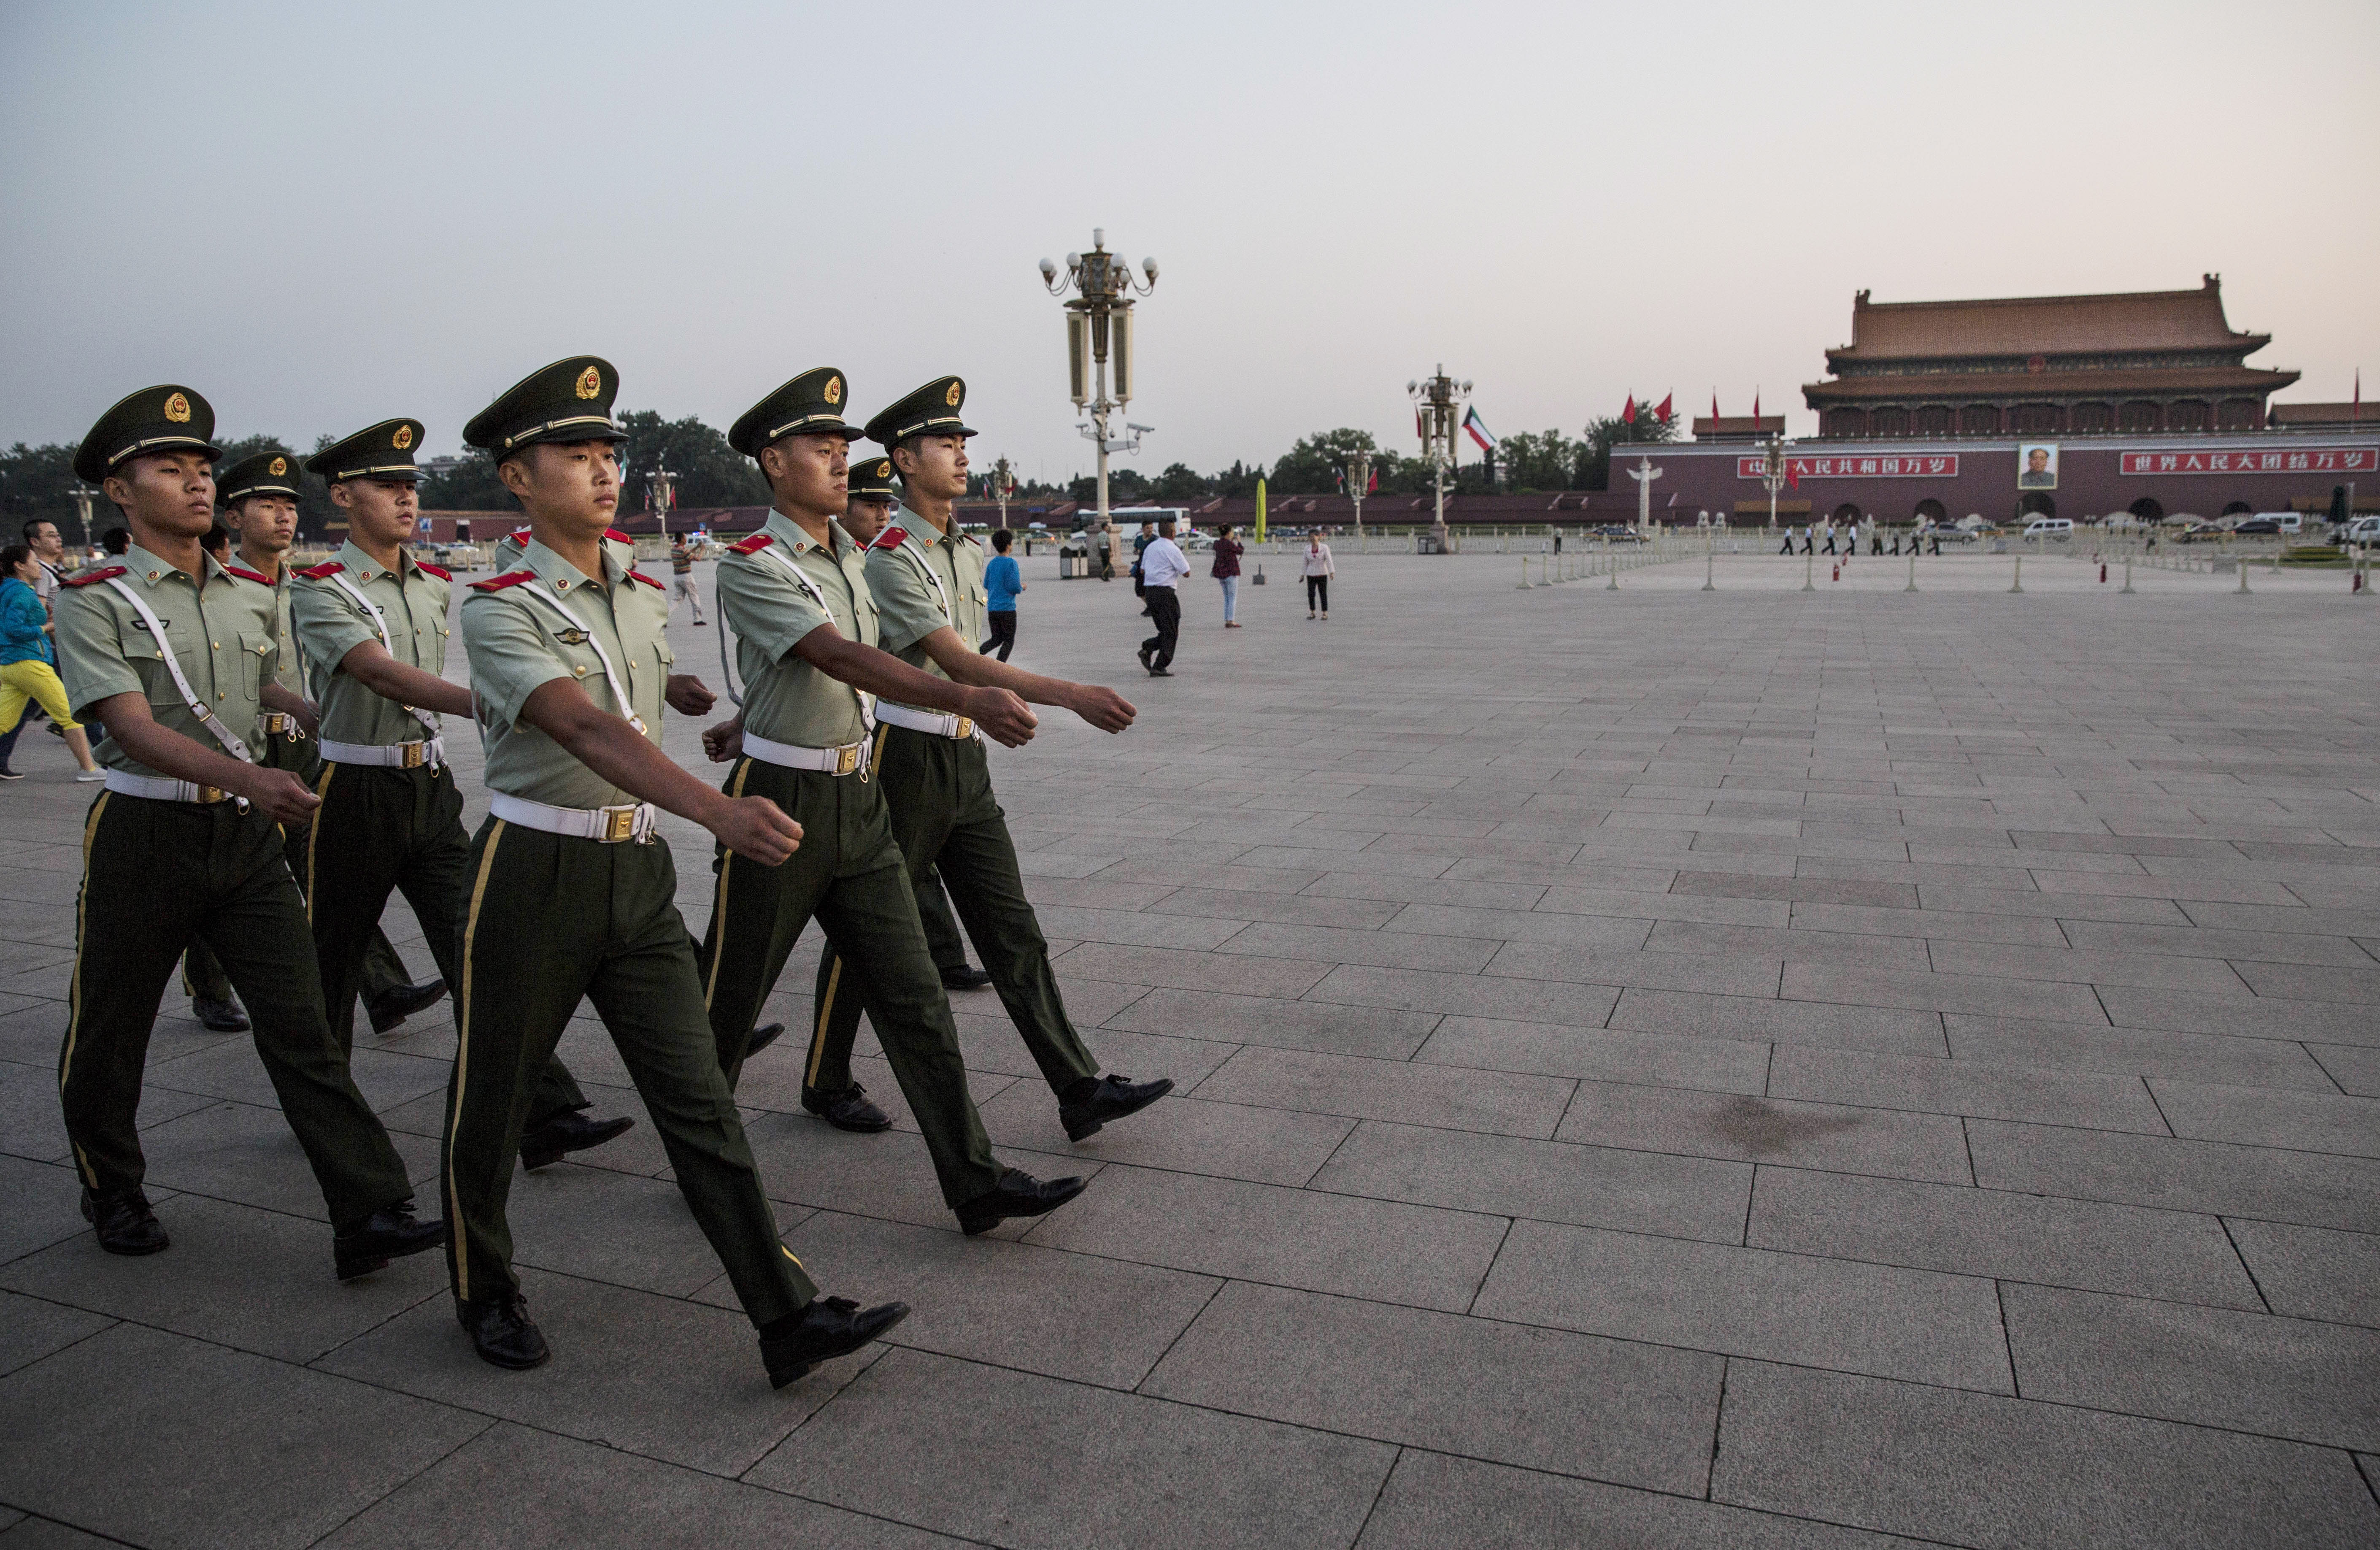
[5,1,2375,486]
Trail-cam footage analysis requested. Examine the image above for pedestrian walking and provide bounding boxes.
[981,528,1021,660]
[1211,524,1243,627]
[669,535,707,625]
[1136,515,1187,674]
[1132,520,1155,615]
[0,543,104,782]
[1302,530,1335,619]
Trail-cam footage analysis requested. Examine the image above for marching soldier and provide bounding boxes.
[694,367,1085,1235]
[52,385,442,1277]
[443,357,906,1385]
[802,379,1167,1143]
[176,450,446,1041]
[290,421,632,1174]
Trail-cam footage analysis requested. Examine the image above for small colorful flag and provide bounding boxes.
[1655,394,1673,422]
[1462,406,1497,453]
[1623,395,1637,425]
[1710,391,1720,422]
[1753,390,1762,421]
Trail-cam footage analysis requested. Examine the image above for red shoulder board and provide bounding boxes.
[728,533,774,555]
[415,562,451,582]
[468,569,537,592]
[298,561,345,579]
[869,526,908,551]
[627,570,665,589]
[223,565,271,584]
[604,528,632,544]
[508,526,532,542]
[60,565,127,588]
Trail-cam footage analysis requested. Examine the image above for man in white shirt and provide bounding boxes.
[1135,517,1188,677]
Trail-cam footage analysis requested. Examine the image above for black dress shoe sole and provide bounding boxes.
[938,968,994,990]
[195,1008,250,1033]
[743,1022,786,1059]
[1062,1079,1175,1142]
[765,1304,910,1389]
[469,1336,551,1371]
[802,1099,894,1135]
[82,1196,170,1255]
[956,1177,1087,1236]
[367,983,447,1036]
[335,1224,447,1281]
[520,1115,637,1171]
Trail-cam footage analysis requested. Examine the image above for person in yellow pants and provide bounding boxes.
[0,542,103,782]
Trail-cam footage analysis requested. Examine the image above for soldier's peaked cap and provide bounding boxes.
[862,376,976,448]
[729,368,862,456]
[216,449,303,507]
[462,356,627,457]
[306,419,425,483]
[846,453,899,500]
[75,384,223,483]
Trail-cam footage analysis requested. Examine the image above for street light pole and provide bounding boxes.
[1345,450,1371,544]
[1041,229,1157,580]
[649,464,676,544]
[1408,367,1470,553]
[1761,431,1787,532]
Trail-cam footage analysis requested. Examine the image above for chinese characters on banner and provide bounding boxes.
[1737,454,1960,479]
[2118,447,2379,476]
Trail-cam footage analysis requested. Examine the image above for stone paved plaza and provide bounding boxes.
[2,545,2377,1548]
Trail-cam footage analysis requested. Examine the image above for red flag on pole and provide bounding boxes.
[1786,461,1799,491]
[1366,465,1379,493]
[1710,390,1719,423]
[1656,394,1674,422]
[2356,370,2362,424]
[1753,390,1761,420]
[1622,395,1637,424]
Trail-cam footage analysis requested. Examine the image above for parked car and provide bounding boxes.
[2231,519,2283,536]
[1594,525,1647,543]
[2021,517,2075,540]
[2173,522,2226,544]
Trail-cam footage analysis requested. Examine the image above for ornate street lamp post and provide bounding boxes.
[648,464,677,542]
[1041,228,1157,579]
[989,455,1018,530]
[70,484,98,550]
[1760,431,1788,532]
[1407,367,1470,552]
[1344,450,1372,544]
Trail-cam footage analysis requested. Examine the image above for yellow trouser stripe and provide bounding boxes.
[303,763,337,924]
[700,757,753,1012]
[868,723,889,777]
[446,818,506,1302]
[60,792,112,1188]
[807,956,842,1087]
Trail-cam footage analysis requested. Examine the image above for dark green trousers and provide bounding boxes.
[802,860,966,1093]
[440,817,813,1326]
[60,790,416,1231]
[306,758,586,1126]
[914,864,970,973]
[180,726,413,1009]
[809,726,1097,1098]
[696,753,1001,1209]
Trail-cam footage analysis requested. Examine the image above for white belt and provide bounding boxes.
[742,730,871,776]
[320,736,446,769]
[489,791,659,844]
[877,704,979,741]
[102,769,240,806]
[262,712,306,739]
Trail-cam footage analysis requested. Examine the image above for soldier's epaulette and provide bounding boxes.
[508,526,533,543]
[60,565,127,588]
[223,565,271,584]
[869,526,908,551]
[727,533,773,555]
[298,561,345,579]
[416,561,452,582]
[468,569,537,592]
[604,528,633,544]
[626,570,665,589]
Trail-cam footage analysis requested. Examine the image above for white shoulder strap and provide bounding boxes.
[514,582,647,735]
[887,527,954,622]
[101,576,251,761]
[752,542,874,731]
[323,569,440,737]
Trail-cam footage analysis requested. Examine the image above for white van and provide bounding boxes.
[2345,515,2380,544]
[2022,517,2075,540]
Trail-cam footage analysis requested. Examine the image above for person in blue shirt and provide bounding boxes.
[979,528,1022,661]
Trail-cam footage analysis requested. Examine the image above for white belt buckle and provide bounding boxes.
[835,742,861,776]
[600,805,639,843]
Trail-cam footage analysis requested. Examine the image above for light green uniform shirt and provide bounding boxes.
[717,510,876,749]
[232,557,307,696]
[289,540,453,747]
[864,507,988,713]
[53,544,280,779]
[461,536,675,809]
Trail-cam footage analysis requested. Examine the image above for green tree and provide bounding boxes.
[1151,462,1211,502]
[1493,429,1587,492]
[1269,428,1386,495]
[1579,403,1681,491]
[416,449,516,513]
[0,441,88,542]
[617,410,768,513]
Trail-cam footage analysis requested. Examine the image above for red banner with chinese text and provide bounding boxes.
[1737,454,1959,479]
[2119,447,2378,476]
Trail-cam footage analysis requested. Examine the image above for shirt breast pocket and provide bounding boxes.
[116,618,176,706]
[537,620,604,690]
[239,631,275,700]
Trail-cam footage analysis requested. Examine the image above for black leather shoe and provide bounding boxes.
[192,995,249,1033]
[1059,1074,1175,1141]
[81,1188,169,1256]
[1136,646,1153,672]
[458,1293,549,1370]
[366,977,448,1036]
[759,1295,910,1389]
[334,1207,446,1281]
[955,1168,1086,1236]
[519,1111,636,1171]
[742,1021,786,1059]
[802,1083,893,1133]
[938,964,994,991]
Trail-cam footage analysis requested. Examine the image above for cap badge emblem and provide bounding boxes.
[163,392,192,423]
[575,365,602,400]
[269,456,288,476]
[824,376,842,406]
[393,425,414,450]
[943,381,962,407]
[874,460,889,477]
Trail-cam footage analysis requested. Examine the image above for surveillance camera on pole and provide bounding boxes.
[1040,227,1158,577]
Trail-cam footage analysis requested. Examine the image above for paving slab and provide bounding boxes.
[2148,1077,2380,1158]
[1769,1044,2169,1131]
[1100,984,1440,1059]
[1558,1082,1973,1183]
[0,1289,109,1379]
[1713,1358,2380,1550]
[1946,1012,2341,1090]
[2227,1219,2380,1327]
[1609,985,1949,1055]
[1414,1012,1771,1093]
[747,1346,1395,1550]
[1969,1118,2380,1231]
[1189,1043,1576,1136]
